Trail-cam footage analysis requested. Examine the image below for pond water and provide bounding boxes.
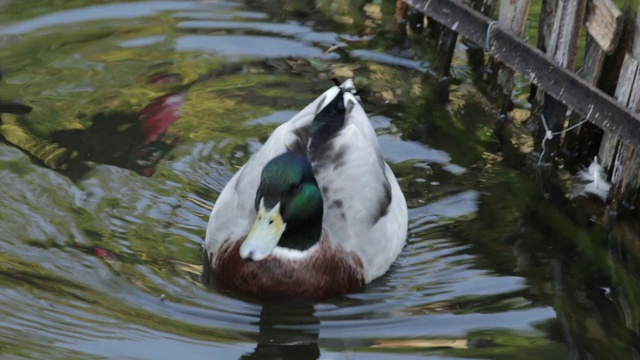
[0,1,639,359]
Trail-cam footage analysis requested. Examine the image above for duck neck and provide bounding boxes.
[277,218,322,251]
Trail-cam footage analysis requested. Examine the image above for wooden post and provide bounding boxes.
[534,0,588,165]
[562,0,622,163]
[431,27,458,79]
[527,0,556,104]
[561,37,605,162]
[394,0,409,34]
[597,55,637,174]
[495,0,532,115]
[598,2,640,210]
[466,0,498,89]
[607,59,640,210]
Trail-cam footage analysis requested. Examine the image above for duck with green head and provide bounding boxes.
[204,80,408,299]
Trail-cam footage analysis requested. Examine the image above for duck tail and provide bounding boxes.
[308,89,345,154]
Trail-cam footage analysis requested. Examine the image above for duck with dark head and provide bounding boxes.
[203,80,408,300]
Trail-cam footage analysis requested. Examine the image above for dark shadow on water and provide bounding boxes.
[50,90,186,179]
[0,64,255,180]
[0,60,335,181]
[203,252,320,360]
[241,303,320,360]
[0,70,187,180]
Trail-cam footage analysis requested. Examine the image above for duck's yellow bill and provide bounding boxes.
[239,199,286,261]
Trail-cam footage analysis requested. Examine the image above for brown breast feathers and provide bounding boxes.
[211,235,365,300]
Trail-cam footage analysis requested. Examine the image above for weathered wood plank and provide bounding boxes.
[538,0,556,52]
[547,0,588,70]
[610,143,640,208]
[609,55,640,209]
[404,0,640,151]
[562,35,607,160]
[432,27,458,78]
[534,0,587,164]
[585,0,623,54]
[498,0,532,35]
[598,53,639,170]
[395,0,409,33]
[632,2,640,59]
[581,34,608,85]
[526,0,556,112]
[599,131,619,175]
[495,0,532,114]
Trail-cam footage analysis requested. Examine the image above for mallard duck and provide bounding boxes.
[203,80,408,299]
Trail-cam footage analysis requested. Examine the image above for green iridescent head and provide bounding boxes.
[240,152,323,261]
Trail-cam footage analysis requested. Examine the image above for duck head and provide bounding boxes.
[240,151,324,261]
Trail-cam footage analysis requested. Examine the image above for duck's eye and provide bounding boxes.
[290,183,302,193]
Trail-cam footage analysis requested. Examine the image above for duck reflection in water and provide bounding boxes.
[203,256,321,360]
[241,303,320,360]
[0,70,186,180]
[50,89,186,178]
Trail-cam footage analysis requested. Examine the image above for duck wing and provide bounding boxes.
[310,87,408,282]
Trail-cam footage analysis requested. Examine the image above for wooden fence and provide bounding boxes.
[398,0,640,214]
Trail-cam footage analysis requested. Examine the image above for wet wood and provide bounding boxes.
[562,35,607,160]
[609,55,640,209]
[579,35,608,93]
[546,0,587,70]
[598,48,640,170]
[404,0,640,151]
[589,31,637,209]
[538,0,556,52]
[585,0,623,54]
[530,0,559,160]
[535,0,588,164]
[632,3,640,60]
[498,0,531,36]
[608,4,640,209]
[610,144,640,209]
[431,27,458,78]
[394,0,409,33]
[527,0,556,105]
[527,0,557,121]
[495,0,532,114]
[599,132,618,175]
